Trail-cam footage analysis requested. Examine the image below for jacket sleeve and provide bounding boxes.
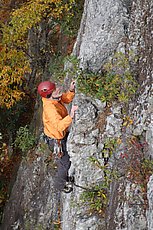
[61,91,75,104]
[45,104,72,132]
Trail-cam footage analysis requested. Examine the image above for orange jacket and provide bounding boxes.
[42,91,75,140]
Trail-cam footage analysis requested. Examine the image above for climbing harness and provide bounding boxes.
[43,133,63,158]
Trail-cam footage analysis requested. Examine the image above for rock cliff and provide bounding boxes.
[1,0,153,229]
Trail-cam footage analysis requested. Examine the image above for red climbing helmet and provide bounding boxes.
[37,81,56,98]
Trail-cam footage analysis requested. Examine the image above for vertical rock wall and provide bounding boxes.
[1,143,61,230]
[62,0,153,229]
[73,0,130,71]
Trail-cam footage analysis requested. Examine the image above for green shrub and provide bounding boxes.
[77,52,138,104]
[14,125,35,153]
[80,183,108,216]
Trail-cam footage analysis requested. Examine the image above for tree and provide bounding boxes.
[0,0,75,108]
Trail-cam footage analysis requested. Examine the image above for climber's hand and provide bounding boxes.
[70,105,78,118]
[69,80,75,92]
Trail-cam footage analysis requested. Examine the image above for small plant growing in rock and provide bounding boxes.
[14,125,35,153]
[80,139,119,217]
[118,136,152,208]
[80,182,108,216]
[77,52,138,104]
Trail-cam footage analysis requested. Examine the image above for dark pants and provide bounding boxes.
[44,133,71,191]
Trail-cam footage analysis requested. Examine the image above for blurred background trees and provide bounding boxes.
[0,0,84,222]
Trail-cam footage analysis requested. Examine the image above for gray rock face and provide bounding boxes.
[132,84,153,157]
[147,175,153,230]
[62,92,152,230]
[62,95,106,230]
[62,0,153,229]
[74,0,130,71]
[1,144,61,230]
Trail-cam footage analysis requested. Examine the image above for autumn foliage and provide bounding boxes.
[0,0,75,108]
[0,45,30,108]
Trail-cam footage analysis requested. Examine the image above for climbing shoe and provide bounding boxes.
[62,176,75,193]
[62,183,73,193]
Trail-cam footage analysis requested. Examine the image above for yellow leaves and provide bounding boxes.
[101,193,107,199]
[3,0,76,47]
[0,45,31,108]
[122,116,133,127]
[97,190,107,199]
[1,0,76,108]
[117,138,122,145]
[0,87,25,109]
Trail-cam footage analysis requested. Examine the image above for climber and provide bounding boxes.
[38,80,78,193]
